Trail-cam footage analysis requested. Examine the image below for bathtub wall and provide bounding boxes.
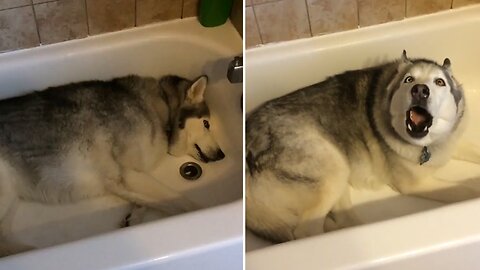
[0,0,242,53]
[246,0,480,48]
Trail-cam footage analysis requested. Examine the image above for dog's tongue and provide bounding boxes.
[410,110,426,126]
[406,107,432,137]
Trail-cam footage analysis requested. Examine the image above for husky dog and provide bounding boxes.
[246,51,480,242]
[0,74,225,255]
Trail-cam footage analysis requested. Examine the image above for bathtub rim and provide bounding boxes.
[0,17,242,60]
[246,197,480,269]
[0,199,243,269]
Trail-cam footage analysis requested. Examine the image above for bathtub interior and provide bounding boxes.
[0,18,243,250]
[246,5,480,252]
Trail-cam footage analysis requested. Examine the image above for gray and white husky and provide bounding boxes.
[0,74,224,254]
[246,51,480,242]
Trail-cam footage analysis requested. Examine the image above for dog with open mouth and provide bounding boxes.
[246,51,480,242]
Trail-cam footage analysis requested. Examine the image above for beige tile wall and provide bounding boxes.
[231,0,243,36]
[247,0,480,48]
[0,0,242,53]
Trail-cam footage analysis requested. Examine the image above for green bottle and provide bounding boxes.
[199,0,234,27]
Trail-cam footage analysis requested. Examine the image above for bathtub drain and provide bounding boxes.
[179,162,203,181]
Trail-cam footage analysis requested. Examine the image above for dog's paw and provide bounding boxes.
[323,214,340,232]
[121,213,132,228]
[293,220,324,239]
[324,211,363,232]
[121,205,147,228]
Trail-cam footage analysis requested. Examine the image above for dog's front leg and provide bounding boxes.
[323,187,362,232]
[293,183,348,239]
[393,176,480,203]
[105,170,200,216]
[106,180,195,216]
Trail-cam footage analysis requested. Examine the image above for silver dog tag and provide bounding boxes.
[420,146,431,165]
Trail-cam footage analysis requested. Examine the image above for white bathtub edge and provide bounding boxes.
[0,200,242,270]
[246,198,480,269]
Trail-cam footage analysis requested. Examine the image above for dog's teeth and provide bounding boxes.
[407,123,413,131]
[424,126,428,132]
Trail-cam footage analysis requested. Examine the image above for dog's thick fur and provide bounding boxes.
[0,74,224,255]
[246,52,480,242]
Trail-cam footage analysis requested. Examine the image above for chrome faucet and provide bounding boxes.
[227,56,243,83]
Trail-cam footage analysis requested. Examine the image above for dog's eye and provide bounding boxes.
[203,120,210,129]
[178,120,184,129]
[404,76,414,83]
[435,78,446,87]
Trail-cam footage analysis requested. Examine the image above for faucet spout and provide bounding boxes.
[227,56,243,83]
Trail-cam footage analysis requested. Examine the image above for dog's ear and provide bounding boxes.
[442,58,451,71]
[186,75,208,104]
[401,50,409,63]
[398,50,411,71]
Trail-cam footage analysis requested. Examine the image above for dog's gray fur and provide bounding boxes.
[0,74,224,255]
[246,52,480,242]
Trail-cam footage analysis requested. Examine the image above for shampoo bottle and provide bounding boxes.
[199,0,234,27]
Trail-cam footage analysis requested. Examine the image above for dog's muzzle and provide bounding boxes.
[405,106,433,138]
[195,144,225,163]
[406,84,433,138]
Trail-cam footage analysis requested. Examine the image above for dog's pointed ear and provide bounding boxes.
[186,75,208,104]
[443,58,451,70]
[401,50,409,63]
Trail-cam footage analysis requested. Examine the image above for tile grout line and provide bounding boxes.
[252,0,282,8]
[356,0,360,28]
[0,4,32,12]
[405,0,408,18]
[30,0,43,46]
[251,4,264,45]
[181,0,185,19]
[0,0,57,12]
[134,0,137,27]
[84,0,90,36]
[304,0,313,38]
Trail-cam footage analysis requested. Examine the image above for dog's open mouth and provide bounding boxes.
[195,144,210,163]
[405,106,433,138]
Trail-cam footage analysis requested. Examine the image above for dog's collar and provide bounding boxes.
[419,146,431,165]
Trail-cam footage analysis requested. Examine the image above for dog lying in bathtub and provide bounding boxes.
[246,51,480,242]
[0,74,225,256]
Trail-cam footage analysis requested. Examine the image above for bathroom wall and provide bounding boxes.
[0,0,242,53]
[246,0,480,48]
[231,0,243,37]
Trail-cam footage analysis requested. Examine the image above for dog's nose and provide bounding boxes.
[411,84,430,100]
[216,149,225,160]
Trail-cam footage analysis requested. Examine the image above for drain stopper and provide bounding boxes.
[179,162,202,181]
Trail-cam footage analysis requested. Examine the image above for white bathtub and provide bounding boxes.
[0,18,243,270]
[246,5,480,269]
